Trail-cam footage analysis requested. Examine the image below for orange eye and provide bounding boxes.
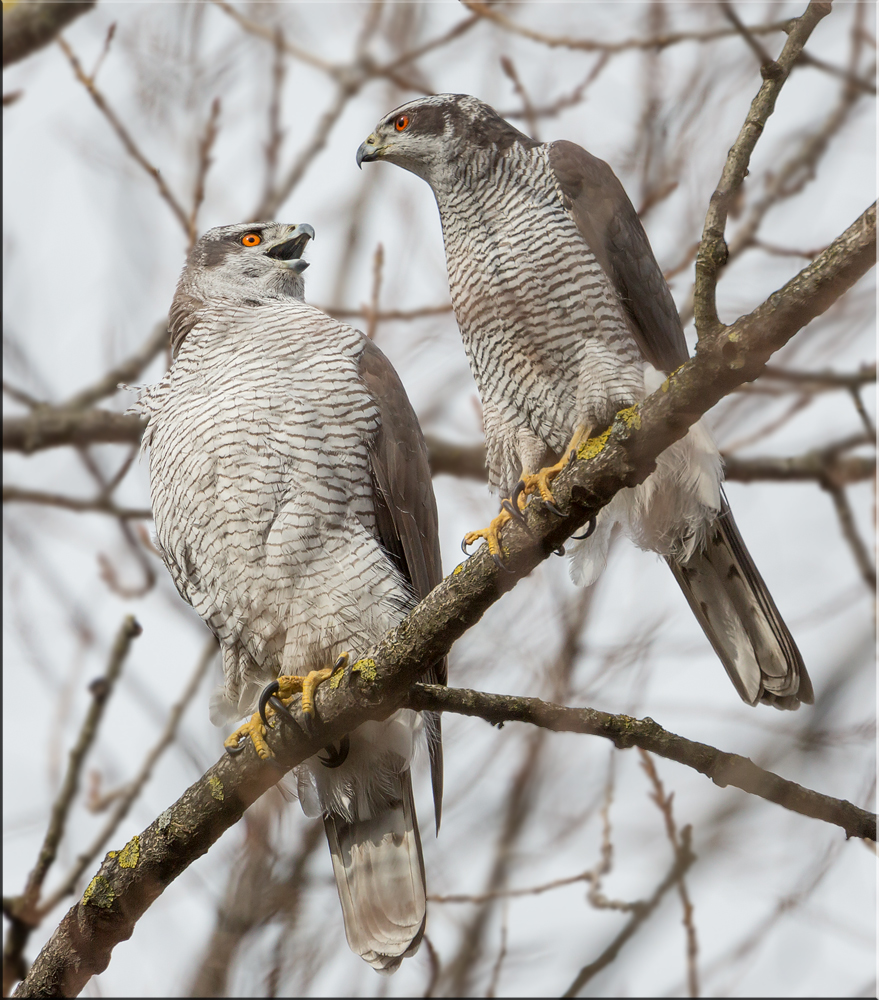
[394,114,410,132]
[241,233,261,246]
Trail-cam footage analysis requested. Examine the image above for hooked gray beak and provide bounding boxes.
[266,223,314,271]
[356,137,382,169]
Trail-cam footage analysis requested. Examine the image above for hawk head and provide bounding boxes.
[356,94,538,182]
[169,222,314,354]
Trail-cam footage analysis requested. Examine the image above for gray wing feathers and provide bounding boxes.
[667,497,813,709]
[548,140,689,373]
[324,768,426,973]
[358,335,446,829]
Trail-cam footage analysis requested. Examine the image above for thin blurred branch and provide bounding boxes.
[63,321,169,411]
[2,487,152,520]
[694,1,832,335]
[57,37,191,238]
[2,382,41,409]
[261,28,286,212]
[2,1,95,68]
[425,434,875,487]
[720,1,776,68]
[499,56,539,141]
[435,589,593,995]
[561,827,696,997]
[36,639,217,920]
[638,750,699,997]
[429,868,598,905]
[187,97,221,250]
[2,617,141,997]
[461,2,791,54]
[364,243,384,341]
[823,482,876,591]
[251,82,353,221]
[497,53,611,123]
[3,408,145,453]
[321,303,453,322]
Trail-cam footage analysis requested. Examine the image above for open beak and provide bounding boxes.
[266,223,314,271]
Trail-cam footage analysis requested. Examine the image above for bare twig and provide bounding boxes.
[796,50,877,95]
[485,902,508,999]
[3,408,145,454]
[261,28,286,213]
[638,751,699,997]
[2,487,152,521]
[37,640,217,920]
[849,387,876,438]
[823,483,877,591]
[498,53,611,123]
[187,98,221,250]
[88,22,116,83]
[429,870,596,905]
[500,56,539,141]
[63,321,169,411]
[2,381,41,409]
[461,3,791,55]
[694,1,833,334]
[761,363,876,389]
[3,617,141,997]
[561,827,696,997]
[364,243,384,341]
[408,685,876,841]
[252,83,353,221]
[56,37,190,237]
[320,303,453,322]
[721,1,775,67]
[422,936,441,999]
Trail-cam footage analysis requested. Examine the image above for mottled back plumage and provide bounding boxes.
[133,222,445,971]
[358,94,811,710]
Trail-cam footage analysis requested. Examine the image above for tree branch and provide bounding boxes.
[3,409,145,454]
[13,203,874,997]
[408,685,875,841]
[562,827,696,997]
[2,2,95,68]
[4,618,140,997]
[695,1,833,333]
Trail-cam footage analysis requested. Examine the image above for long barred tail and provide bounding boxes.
[667,497,813,710]
[323,768,426,973]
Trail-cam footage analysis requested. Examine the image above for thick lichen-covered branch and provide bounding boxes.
[13,203,875,998]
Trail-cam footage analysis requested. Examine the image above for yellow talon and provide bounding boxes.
[224,653,349,759]
[518,425,593,509]
[224,713,273,759]
[462,506,514,558]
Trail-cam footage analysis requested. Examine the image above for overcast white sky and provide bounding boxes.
[3,3,876,997]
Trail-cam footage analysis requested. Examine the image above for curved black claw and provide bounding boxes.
[225,740,246,756]
[571,517,597,541]
[492,551,516,574]
[554,544,566,557]
[300,709,318,738]
[501,499,537,539]
[543,499,564,517]
[258,680,281,725]
[319,735,351,769]
[461,536,472,554]
[506,483,529,524]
